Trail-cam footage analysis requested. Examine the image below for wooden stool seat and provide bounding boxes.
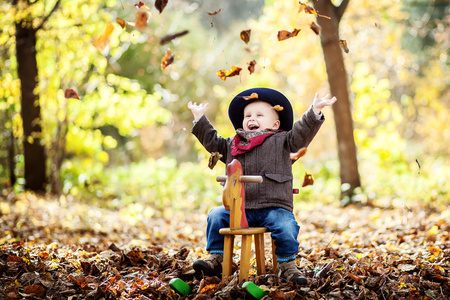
[216,159,278,282]
[219,227,277,282]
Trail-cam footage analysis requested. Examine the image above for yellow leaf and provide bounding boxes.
[335,265,345,271]
[92,23,115,50]
[355,253,363,259]
[428,225,438,236]
[428,246,442,257]
[385,243,398,252]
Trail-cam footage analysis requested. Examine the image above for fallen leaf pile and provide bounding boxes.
[1,191,449,299]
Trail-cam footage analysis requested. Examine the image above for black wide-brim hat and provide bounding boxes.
[228,87,294,131]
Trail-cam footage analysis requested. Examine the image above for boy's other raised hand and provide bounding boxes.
[188,101,209,121]
[312,93,337,114]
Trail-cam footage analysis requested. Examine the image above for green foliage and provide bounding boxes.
[65,157,223,220]
[0,0,448,211]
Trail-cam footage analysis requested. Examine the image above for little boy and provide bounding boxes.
[188,87,336,284]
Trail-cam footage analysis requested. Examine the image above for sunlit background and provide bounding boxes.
[0,0,448,222]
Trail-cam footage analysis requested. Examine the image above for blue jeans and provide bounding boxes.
[206,206,300,261]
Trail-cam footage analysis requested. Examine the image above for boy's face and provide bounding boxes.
[243,101,280,131]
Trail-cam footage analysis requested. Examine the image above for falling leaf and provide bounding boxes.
[217,66,242,81]
[64,89,81,100]
[244,46,259,54]
[155,0,168,13]
[302,172,314,187]
[416,159,421,174]
[240,29,251,44]
[290,147,307,160]
[116,18,126,29]
[298,1,331,19]
[277,29,301,41]
[241,92,259,100]
[207,9,221,15]
[339,40,349,53]
[128,11,149,30]
[160,30,189,45]
[310,22,321,35]
[247,60,256,74]
[135,1,152,12]
[92,23,114,50]
[161,49,174,70]
[273,105,284,112]
[208,152,222,170]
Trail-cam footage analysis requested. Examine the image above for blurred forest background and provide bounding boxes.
[0,0,449,221]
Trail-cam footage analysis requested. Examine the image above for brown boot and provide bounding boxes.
[278,260,307,285]
[193,254,223,277]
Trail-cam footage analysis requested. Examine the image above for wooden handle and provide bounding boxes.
[240,175,263,183]
[216,175,263,183]
[216,175,227,182]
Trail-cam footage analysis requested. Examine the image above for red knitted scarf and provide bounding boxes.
[231,129,279,156]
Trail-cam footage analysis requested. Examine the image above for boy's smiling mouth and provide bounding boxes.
[248,124,260,131]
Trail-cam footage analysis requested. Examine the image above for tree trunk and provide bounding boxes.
[8,128,17,187]
[15,22,46,191]
[313,0,361,199]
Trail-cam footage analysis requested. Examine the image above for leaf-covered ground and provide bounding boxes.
[1,191,449,299]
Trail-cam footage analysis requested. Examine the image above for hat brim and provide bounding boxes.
[228,87,294,131]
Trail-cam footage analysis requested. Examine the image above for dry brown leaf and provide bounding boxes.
[277,29,301,41]
[217,66,242,81]
[160,30,189,45]
[128,11,149,30]
[64,89,81,100]
[207,9,221,15]
[155,0,168,13]
[208,152,222,170]
[116,18,126,29]
[298,1,331,19]
[310,21,321,35]
[290,147,307,160]
[302,172,314,187]
[247,60,256,74]
[240,29,251,44]
[339,39,349,53]
[135,1,152,12]
[161,49,174,70]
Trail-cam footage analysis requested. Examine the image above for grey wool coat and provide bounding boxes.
[191,105,325,212]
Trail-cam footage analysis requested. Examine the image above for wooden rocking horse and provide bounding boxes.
[216,159,277,282]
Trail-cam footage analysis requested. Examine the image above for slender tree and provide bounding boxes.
[313,0,361,201]
[12,0,61,191]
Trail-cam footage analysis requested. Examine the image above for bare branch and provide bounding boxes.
[336,0,350,21]
[35,0,61,31]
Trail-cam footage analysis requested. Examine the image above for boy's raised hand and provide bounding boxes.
[312,93,337,114]
[188,101,209,121]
